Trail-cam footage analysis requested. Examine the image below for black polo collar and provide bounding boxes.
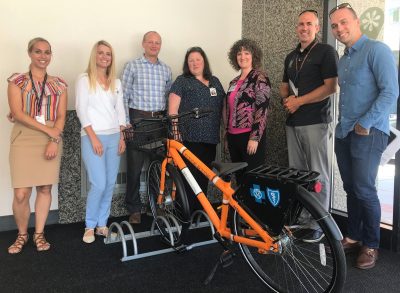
[295,39,318,54]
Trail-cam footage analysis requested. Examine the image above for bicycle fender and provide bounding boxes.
[296,186,343,241]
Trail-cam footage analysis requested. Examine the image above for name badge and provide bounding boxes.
[35,115,46,125]
[209,87,217,97]
[289,79,298,96]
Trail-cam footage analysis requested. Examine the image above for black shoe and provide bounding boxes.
[129,212,141,224]
[303,230,325,243]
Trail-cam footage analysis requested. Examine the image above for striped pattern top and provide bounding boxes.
[8,73,68,121]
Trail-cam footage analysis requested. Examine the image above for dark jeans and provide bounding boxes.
[335,128,388,248]
[125,147,146,214]
[182,141,217,212]
[125,108,163,214]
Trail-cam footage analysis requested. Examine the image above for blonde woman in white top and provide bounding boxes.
[75,40,126,243]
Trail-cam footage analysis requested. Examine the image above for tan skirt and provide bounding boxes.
[9,122,63,188]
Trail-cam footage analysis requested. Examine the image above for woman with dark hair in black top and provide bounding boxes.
[169,47,225,211]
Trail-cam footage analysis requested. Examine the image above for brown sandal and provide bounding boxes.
[33,232,51,251]
[8,233,29,254]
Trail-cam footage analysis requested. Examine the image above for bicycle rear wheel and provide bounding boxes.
[231,188,346,293]
[147,160,190,246]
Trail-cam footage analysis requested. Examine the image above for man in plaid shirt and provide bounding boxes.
[121,31,172,224]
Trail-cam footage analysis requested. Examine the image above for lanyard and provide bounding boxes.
[292,41,318,84]
[29,70,48,115]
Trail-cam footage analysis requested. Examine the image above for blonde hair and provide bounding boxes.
[28,37,51,53]
[86,40,116,92]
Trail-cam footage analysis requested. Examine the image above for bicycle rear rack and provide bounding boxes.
[105,211,217,262]
[247,164,320,191]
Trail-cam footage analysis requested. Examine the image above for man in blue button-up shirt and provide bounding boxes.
[121,31,172,224]
[330,4,399,270]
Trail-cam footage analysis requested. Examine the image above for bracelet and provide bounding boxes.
[49,136,61,144]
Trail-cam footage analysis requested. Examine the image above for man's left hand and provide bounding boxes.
[284,95,301,113]
[354,123,370,135]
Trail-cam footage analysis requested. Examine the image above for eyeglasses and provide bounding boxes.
[329,2,352,17]
[299,9,318,17]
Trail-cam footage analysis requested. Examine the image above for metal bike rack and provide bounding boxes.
[105,211,217,262]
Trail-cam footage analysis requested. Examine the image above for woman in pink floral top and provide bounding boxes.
[224,38,271,178]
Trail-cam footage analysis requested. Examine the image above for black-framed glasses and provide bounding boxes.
[299,9,318,17]
[329,2,352,17]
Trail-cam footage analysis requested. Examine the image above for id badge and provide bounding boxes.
[35,115,46,125]
[289,79,298,96]
[209,87,217,97]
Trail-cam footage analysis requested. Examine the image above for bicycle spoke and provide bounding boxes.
[147,161,190,246]
[232,203,345,293]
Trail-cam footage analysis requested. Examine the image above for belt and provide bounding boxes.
[130,108,166,118]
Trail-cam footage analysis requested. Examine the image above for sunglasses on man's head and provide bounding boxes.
[329,3,352,17]
[299,9,318,17]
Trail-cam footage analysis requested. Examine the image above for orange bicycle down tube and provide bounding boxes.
[165,139,278,252]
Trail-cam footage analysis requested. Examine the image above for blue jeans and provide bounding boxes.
[82,133,121,228]
[335,128,388,248]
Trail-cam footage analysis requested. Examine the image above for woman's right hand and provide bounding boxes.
[44,141,59,160]
[90,136,103,156]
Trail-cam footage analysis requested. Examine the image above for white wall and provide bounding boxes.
[0,0,242,216]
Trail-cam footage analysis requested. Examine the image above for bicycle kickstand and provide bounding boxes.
[203,249,235,285]
[203,233,236,285]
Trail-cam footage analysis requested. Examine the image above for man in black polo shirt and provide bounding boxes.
[280,10,338,242]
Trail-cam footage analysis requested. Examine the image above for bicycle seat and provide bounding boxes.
[211,161,248,177]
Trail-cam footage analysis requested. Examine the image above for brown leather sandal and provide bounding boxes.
[33,232,51,251]
[8,233,29,254]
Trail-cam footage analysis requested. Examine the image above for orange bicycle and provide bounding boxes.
[123,108,346,293]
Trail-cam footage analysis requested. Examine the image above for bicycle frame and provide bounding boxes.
[157,138,279,252]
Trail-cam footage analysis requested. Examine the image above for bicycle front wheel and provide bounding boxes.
[231,188,346,293]
[147,160,190,246]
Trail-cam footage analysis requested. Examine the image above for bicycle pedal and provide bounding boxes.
[219,250,234,268]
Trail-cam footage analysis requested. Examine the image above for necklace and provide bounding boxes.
[292,41,318,84]
[29,70,48,115]
[296,42,317,72]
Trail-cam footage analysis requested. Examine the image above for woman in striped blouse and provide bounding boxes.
[7,37,68,254]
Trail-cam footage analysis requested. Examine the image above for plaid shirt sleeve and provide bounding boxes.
[121,62,134,124]
[163,66,173,104]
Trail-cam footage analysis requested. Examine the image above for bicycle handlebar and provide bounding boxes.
[131,108,212,127]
